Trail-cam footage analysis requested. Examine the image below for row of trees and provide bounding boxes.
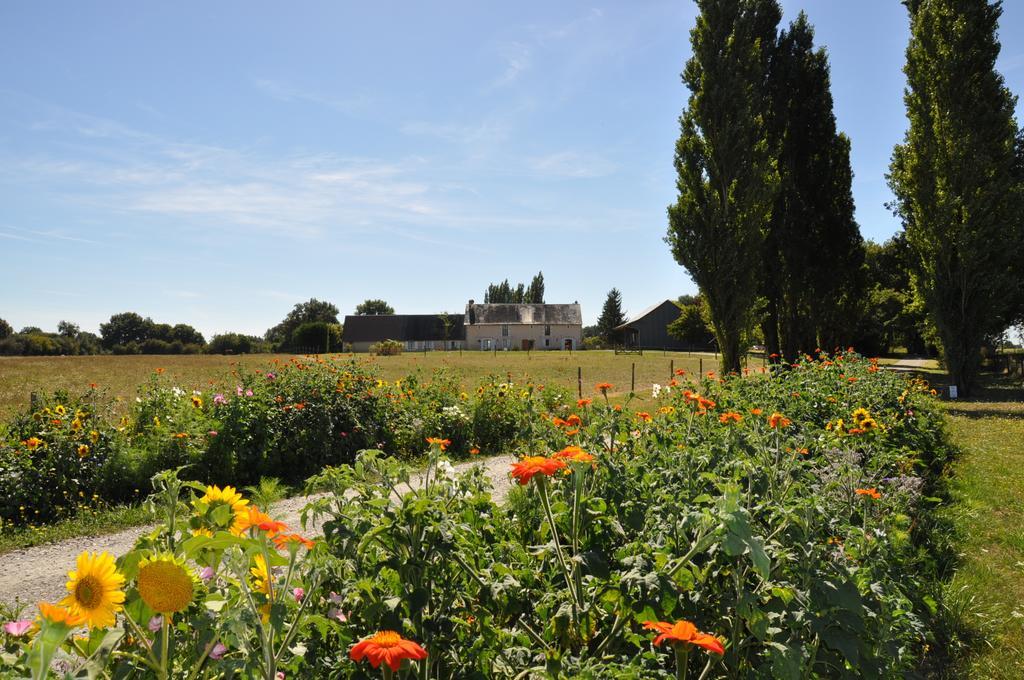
[483,272,545,304]
[666,0,1024,395]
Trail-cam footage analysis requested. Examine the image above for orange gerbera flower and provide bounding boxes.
[551,417,568,427]
[273,533,316,550]
[750,408,763,416]
[553,446,594,464]
[855,487,881,500]
[257,519,289,536]
[576,398,592,407]
[697,396,716,410]
[635,411,652,422]
[469,447,480,455]
[38,602,86,627]
[234,505,273,535]
[767,412,791,429]
[509,456,567,485]
[425,437,450,451]
[350,630,428,671]
[595,382,613,393]
[643,620,725,655]
[719,412,742,424]
[565,414,582,427]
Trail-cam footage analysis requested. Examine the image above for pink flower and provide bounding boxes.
[266,372,276,381]
[276,673,285,680]
[3,620,32,636]
[236,386,243,397]
[245,389,254,397]
[148,615,163,632]
[292,587,304,602]
[200,566,215,582]
[329,591,343,604]
[207,430,218,437]
[328,607,347,623]
[213,393,226,405]
[209,642,228,660]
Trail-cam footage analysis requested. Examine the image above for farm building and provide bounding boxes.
[613,300,690,351]
[464,301,582,351]
[341,314,466,352]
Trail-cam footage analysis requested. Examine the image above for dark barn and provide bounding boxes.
[614,300,690,351]
[342,314,466,352]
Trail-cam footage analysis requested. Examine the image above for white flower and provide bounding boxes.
[436,460,456,479]
[652,384,662,398]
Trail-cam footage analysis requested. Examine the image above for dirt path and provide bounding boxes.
[888,357,937,371]
[0,455,514,614]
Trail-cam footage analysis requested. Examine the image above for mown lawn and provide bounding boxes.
[0,350,732,419]
[941,378,1024,678]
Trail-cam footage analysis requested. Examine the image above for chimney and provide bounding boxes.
[467,300,476,325]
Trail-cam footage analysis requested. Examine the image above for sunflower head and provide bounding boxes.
[191,485,249,535]
[60,551,126,629]
[137,553,196,615]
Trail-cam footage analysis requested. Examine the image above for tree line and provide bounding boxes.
[667,0,1024,396]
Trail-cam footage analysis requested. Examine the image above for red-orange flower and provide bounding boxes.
[509,456,567,485]
[719,412,742,424]
[425,437,451,451]
[258,519,289,536]
[768,412,791,429]
[855,487,881,500]
[750,408,763,416]
[273,533,316,550]
[469,447,480,455]
[565,414,582,427]
[350,630,428,671]
[643,620,725,655]
[635,411,652,422]
[551,416,568,427]
[553,446,594,464]
[576,398,592,407]
[595,382,613,393]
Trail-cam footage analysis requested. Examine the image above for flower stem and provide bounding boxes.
[535,477,579,609]
[673,644,690,680]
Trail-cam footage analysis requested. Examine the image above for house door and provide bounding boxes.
[563,338,573,351]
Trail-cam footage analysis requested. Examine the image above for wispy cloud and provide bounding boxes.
[251,77,373,115]
[487,41,532,89]
[528,150,616,178]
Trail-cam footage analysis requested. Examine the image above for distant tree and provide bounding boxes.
[888,0,1024,396]
[20,326,43,335]
[596,288,627,345]
[100,312,153,349]
[668,298,715,347]
[57,320,80,337]
[265,298,340,346]
[207,333,269,355]
[484,272,544,303]
[0,318,12,340]
[666,0,780,373]
[355,299,395,315]
[169,323,205,346]
[291,322,344,353]
[526,272,545,303]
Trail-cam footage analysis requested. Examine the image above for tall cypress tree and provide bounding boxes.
[889,0,1024,397]
[666,0,780,373]
[761,13,862,360]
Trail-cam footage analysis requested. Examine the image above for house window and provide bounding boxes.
[544,338,550,348]
[502,324,509,337]
[544,325,551,336]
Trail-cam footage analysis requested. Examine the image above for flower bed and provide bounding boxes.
[0,350,954,677]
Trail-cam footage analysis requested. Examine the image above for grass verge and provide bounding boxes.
[0,503,152,555]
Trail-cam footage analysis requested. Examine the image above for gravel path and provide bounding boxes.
[0,455,514,613]
[888,357,936,371]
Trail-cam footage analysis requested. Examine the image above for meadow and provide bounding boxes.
[0,350,727,419]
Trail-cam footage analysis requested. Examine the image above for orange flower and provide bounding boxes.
[718,412,742,424]
[595,382,613,393]
[469,447,480,455]
[509,456,567,485]
[674,368,686,376]
[425,437,451,451]
[258,519,289,536]
[273,533,316,550]
[553,446,594,464]
[350,630,428,672]
[855,487,881,500]
[643,620,725,655]
[576,398,592,408]
[750,408,763,416]
[697,396,716,410]
[635,411,652,422]
[37,602,86,628]
[705,371,716,379]
[155,368,165,375]
[565,414,582,427]
[551,417,568,427]
[768,412,791,429]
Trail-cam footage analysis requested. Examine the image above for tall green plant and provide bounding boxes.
[666,0,780,373]
[888,0,1024,397]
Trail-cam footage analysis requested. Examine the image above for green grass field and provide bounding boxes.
[0,350,735,419]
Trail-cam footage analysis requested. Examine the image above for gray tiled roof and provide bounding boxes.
[466,303,582,325]
[342,314,466,343]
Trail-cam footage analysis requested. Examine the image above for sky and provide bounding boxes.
[2,1,1024,339]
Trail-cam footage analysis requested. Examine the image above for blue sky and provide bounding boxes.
[2,1,1023,338]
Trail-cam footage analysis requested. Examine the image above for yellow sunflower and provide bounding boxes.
[250,554,273,623]
[192,485,249,534]
[137,554,195,615]
[60,551,125,629]
[851,408,871,426]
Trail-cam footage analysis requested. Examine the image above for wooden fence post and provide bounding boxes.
[631,363,636,393]
[577,367,582,399]
[699,357,703,375]
[670,359,674,381]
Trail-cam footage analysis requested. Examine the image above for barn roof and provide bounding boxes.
[466,303,582,326]
[342,314,466,343]
[614,300,679,330]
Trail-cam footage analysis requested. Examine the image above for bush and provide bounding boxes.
[371,339,403,356]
